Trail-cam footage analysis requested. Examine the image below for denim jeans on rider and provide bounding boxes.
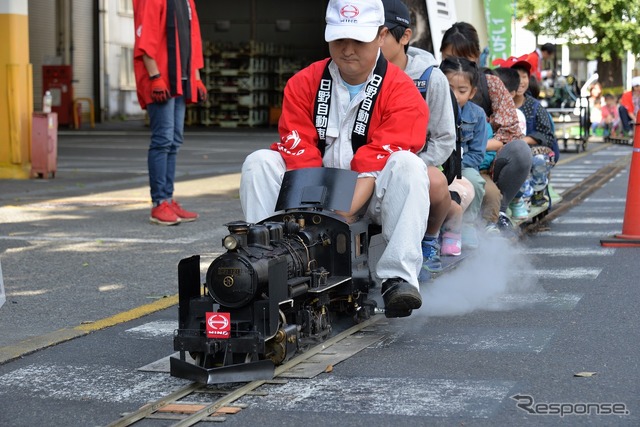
[146,96,186,205]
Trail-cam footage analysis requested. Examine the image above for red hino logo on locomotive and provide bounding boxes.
[206,312,231,338]
[340,5,359,20]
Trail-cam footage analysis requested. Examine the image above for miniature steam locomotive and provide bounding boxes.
[170,168,379,384]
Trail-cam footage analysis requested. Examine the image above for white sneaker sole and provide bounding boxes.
[149,217,181,226]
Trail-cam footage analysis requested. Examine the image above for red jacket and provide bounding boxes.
[273,58,429,173]
[133,0,204,109]
[620,90,637,119]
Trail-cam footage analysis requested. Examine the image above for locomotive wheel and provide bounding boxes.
[191,352,205,366]
[265,328,288,364]
[265,310,288,364]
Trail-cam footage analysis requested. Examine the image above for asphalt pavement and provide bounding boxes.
[0,124,639,426]
[0,121,279,359]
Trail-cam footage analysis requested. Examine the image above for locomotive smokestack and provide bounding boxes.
[225,221,251,234]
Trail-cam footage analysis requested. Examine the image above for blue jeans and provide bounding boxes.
[618,105,633,133]
[146,96,185,204]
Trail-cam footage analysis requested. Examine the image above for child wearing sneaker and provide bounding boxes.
[441,178,476,255]
[440,57,488,251]
[503,56,556,214]
[492,66,530,219]
[380,0,458,276]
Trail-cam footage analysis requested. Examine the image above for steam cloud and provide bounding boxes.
[418,235,541,317]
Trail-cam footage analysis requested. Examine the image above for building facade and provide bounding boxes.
[24,1,490,125]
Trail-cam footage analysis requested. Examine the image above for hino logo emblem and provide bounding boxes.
[340,5,359,19]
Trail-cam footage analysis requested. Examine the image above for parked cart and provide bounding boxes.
[547,96,591,153]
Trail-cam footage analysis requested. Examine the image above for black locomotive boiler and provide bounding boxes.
[170,168,379,384]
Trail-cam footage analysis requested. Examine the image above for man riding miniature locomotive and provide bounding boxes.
[171,0,435,385]
[240,0,430,319]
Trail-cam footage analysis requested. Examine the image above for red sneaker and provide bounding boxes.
[169,200,199,222]
[150,201,181,226]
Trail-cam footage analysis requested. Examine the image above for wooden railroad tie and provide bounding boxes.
[157,403,243,417]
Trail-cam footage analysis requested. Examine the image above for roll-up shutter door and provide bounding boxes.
[28,1,58,111]
[72,0,93,103]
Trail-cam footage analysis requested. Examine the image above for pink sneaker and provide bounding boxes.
[441,231,462,256]
[150,201,181,226]
[169,200,199,222]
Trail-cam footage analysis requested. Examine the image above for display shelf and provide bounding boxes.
[190,41,304,128]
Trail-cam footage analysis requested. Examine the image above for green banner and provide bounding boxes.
[485,0,513,65]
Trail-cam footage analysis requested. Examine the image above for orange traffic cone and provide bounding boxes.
[601,111,640,247]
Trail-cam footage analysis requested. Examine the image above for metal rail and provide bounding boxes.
[524,146,630,233]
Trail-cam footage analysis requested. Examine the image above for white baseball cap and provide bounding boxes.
[325,0,385,43]
[632,76,640,87]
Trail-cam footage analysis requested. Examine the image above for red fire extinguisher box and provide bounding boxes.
[42,65,73,126]
[31,112,58,179]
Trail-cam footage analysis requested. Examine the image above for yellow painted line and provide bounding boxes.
[75,294,178,332]
[0,294,178,365]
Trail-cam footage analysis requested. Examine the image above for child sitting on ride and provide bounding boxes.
[600,93,623,137]
[475,67,523,231]
[590,98,603,134]
[380,0,457,273]
[498,55,557,216]
[439,56,488,254]
[491,67,527,134]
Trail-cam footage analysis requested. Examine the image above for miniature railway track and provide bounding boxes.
[106,314,383,427]
[604,135,634,145]
[524,145,631,233]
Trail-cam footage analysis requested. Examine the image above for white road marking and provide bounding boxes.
[593,150,631,157]
[554,166,600,170]
[548,177,586,182]
[125,321,177,338]
[528,268,601,279]
[549,184,571,190]
[491,292,583,310]
[583,197,626,203]
[0,364,189,403]
[422,327,554,353]
[567,206,623,212]
[554,217,623,224]
[538,230,621,237]
[239,376,516,418]
[522,247,615,256]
